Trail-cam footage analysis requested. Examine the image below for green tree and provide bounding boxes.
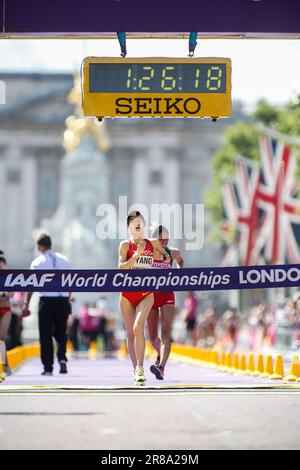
[205,122,259,243]
[253,99,280,126]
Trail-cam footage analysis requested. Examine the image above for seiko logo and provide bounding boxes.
[115,97,201,115]
[4,273,55,287]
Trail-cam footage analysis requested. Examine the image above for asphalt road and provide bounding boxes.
[1,356,300,450]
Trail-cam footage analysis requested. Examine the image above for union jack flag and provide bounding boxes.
[258,132,300,264]
[220,131,300,266]
[220,180,239,266]
[221,159,263,266]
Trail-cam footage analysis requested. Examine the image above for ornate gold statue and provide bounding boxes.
[63,74,109,154]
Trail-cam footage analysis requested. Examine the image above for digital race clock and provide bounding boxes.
[82,57,232,119]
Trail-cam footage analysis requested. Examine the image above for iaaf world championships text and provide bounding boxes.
[2,265,300,292]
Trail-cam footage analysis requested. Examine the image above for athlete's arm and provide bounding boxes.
[23,292,33,312]
[118,240,142,269]
[170,248,184,268]
[151,239,171,263]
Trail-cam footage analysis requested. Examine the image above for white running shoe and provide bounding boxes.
[134,366,146,386]
[0,371,7,383]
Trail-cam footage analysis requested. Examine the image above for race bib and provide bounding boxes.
[132,256,154,269]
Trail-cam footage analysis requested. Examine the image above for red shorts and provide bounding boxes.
[152,292,175,310]
[121,292,153,309]
[0,307,11,319]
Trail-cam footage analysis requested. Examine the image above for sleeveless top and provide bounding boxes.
[127,239,154,269]
[152,246,173,269]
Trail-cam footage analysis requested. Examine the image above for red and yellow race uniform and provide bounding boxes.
[121,239,154,308]
[152,247,175,310]
[0,294,11,319]
[0,307,11,319]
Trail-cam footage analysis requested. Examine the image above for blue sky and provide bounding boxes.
[0,39,299,107]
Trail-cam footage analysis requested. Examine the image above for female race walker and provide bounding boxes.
[148,225,184,380]
[119,211,171,386]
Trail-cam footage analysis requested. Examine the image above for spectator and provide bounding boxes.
[68,297,81,355]
[0,254,13,376]
[7,292,24,350]
[289,296,300,349]
[96,296,108,351]
[198,306,217,348]
[103,310,117,357]
[181,291,198,346]
[79,304,100,349]
[220,309,239,351]
[23,233,71,376]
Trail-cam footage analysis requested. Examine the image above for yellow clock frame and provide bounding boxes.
[82,57,232,119]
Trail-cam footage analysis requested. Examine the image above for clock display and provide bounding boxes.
[89,63,227,94]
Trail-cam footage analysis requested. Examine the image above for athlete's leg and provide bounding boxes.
[120,296,137,368]
[147,309,161,356]
[0,313,12,364]
[0,339,6,382]
[0,313,12,343]
[191,321,198,347]
[160,305,175,369]
[0,340,6,365]
[133,294,154,367]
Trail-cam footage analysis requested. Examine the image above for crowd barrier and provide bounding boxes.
[0,343,40,374]
[2,342,300,384]
[142,343,300,383]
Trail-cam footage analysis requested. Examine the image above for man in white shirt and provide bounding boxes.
[23,234,71,376]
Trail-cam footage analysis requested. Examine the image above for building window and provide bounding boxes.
[149,170,163,186]
[40,178,56,207]
[6,168,21,184]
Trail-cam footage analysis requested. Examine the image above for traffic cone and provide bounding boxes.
[88,341,98,360]
[118,341,128,359]
[203,350,210,366]
[207,350,214,368]
[215,351,220,366]
[200,349,206,362]
[270,355,285,380]
[284,355,300,382]
[0,346,6,382]
[208,350,215,369]
[230,353,240,373]
[245,353,255,375]
[211,351,220,369]
[251,354,264,377]
[235,354,247,374]
[218,352,227,371]
[224,352,233,372]
[207,350,213,367]
[260,355,274,378]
